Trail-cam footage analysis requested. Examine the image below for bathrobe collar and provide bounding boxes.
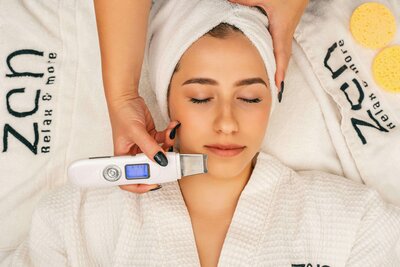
[155,153,282,266]
[115,152,285,266]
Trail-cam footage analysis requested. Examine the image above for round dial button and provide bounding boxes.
[103,165,121,182]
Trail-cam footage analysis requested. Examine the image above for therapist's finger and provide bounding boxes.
[162,121,181,151]
[150,120,180,145]
[128,144,142,155]
[127,123,180,159]
[227,0,288,89]
[119,183,161,194]
[120,123,180,194]
[269,25,292,89]
[129,122,169,167]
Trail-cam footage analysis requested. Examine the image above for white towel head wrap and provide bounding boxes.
[147,0,277,123]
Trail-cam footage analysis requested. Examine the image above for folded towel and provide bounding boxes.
[146,0,278,123]
[0,0,112,261]
[292,0,400,205]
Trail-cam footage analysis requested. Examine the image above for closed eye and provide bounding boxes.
[189,97,262,104]
[190,98,213,104]
[238,98,262,103]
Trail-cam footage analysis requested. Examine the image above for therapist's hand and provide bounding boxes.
[108,96,180,193]
[229,0,308,89]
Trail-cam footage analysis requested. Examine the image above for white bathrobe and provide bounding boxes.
[10,152,400,266]
[2,0,399,262]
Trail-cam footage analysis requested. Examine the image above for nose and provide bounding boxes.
[213,103,239,134]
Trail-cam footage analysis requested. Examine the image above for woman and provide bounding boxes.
[12,1,400,266]
[93,0,309,194]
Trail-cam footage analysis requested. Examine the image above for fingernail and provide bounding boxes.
[150,184,162,191]
[154,151,168,166]
[278,81,285,103]
[169,122,181,140]
[168,147,173,152]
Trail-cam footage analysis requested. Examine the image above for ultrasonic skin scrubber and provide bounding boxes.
[68,152,208,187]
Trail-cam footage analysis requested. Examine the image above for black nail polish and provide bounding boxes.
[278,81,285,103]
[168,147,173,152]
[150,185,162,191]
[169,123,181,140]
[154,151,168,166]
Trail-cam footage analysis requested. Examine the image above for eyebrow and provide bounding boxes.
[234,78,267,87]
[182,77,267,87]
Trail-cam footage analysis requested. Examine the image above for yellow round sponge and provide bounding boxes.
[350,3,396,49]
[372,46,400,93]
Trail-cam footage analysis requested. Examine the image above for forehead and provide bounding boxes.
[174,32,269,81]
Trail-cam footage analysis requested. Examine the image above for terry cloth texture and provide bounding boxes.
[10,152,400,266]
[291,0,400,206]
[146,0,278,123]
[2,0,400,263]
[0,0,112,261]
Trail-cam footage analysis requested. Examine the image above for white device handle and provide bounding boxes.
[68,153,181,187]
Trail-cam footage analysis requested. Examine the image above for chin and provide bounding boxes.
[205,155,250,179]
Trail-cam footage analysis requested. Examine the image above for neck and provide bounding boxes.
[178,162,253,220]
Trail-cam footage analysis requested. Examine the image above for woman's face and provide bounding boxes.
[168,31,272,179]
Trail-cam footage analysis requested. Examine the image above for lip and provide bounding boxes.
[204,144,245,157]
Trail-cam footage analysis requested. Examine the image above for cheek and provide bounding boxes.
[178,118,209,154]
[239,105,270,144]
[169,100,210,151]
[170,99,207,126]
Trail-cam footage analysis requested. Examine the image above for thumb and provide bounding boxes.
[130,124,169,166]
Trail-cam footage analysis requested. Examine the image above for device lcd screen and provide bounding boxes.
[125,163,150,179]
